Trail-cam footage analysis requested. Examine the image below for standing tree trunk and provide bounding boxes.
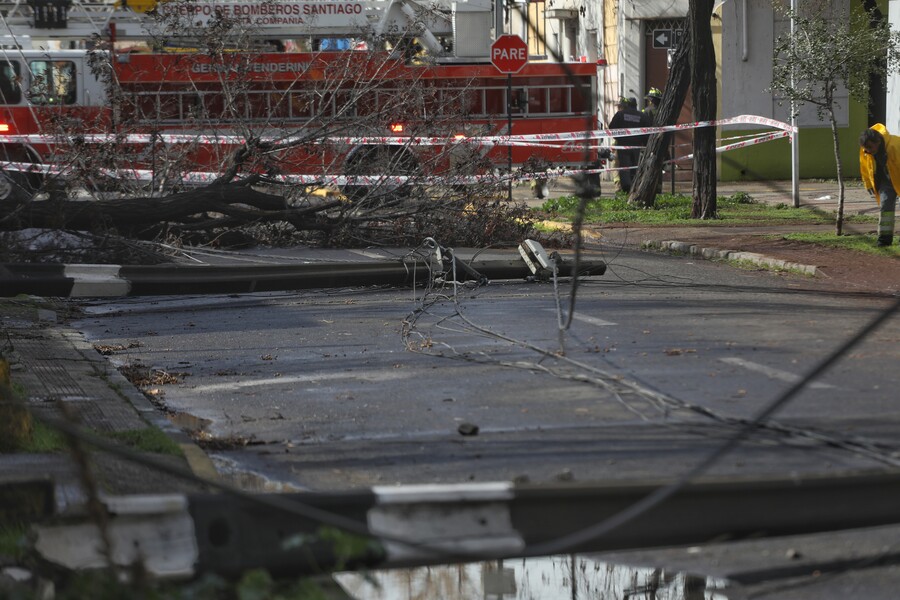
[629,28,693,208]
[827,103,846,236]
[690,0,718,219]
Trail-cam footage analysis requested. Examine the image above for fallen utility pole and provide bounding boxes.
[31,470,900,579]
[0,253,606,298]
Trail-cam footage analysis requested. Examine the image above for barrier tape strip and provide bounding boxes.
[0,159,611,186]
[666,131,791,163]
[0,119,792,186]
[0,130,790,186]
[0,115,795,148]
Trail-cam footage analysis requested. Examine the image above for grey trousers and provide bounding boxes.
[879,184,897,242]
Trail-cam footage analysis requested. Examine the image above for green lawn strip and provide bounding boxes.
[3,364,184,457]
[779,232,900,257]
[0,523,29,561]
[106,428,184,457]
[536,193,849,226]
[19,420,68,453]
[3,391,182,457]
[13,423,184,457]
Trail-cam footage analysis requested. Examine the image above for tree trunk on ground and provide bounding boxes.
[629,28,693,208]
[0,183,341,233]
[690,0,718,219]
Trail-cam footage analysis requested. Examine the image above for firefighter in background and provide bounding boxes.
[643,87,666,193]
[608,97,646,193]
[643,87,662,123]
[860,124,900,246]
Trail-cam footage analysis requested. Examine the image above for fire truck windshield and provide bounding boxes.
[28,60,77,105]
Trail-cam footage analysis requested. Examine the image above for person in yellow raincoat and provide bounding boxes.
[859,123,900,246]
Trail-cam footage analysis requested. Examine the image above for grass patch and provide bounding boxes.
[107,428,183,457]
[0,523,29,560]
[781,232,900,257]
[15,423,184,457]
[3,420,181,455]
[845,213,878,224]
[3,357,181,458]
[537,192,841,225]
[3,416,183,456]
[19,420,69,453]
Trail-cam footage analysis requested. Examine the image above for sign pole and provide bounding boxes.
[490,34,528,203]
[507,73,513,202]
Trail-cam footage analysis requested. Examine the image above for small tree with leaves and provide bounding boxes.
[771,0,900,234]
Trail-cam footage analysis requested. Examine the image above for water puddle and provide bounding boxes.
[210,454,305,493]
[334,555,728,599]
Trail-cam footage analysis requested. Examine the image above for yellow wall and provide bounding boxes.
[719,103,868,181]
[716,1,875,182]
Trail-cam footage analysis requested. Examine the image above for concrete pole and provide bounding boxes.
[790,0,800,208]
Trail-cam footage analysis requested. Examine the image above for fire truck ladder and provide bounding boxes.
[0,0,494,58]
[0,1,153,43]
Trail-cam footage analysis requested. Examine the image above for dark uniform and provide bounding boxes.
[608,97,647,193]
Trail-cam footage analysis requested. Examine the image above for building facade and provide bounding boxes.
[528,0,891,181]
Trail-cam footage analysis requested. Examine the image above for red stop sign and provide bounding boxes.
[491,34,528,74]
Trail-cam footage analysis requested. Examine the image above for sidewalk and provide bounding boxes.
[0,298,213,514]
[715,178,877,216]
[524,177,891,283]
[528,176,878,217]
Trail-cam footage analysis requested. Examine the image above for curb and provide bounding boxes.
[642,239,820,276]
[62,329,221,482]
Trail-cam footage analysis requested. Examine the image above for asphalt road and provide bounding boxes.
[70,244,900,492]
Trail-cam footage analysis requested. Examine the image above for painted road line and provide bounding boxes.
[191,370,408,393]
[546,309,616,327]
[719,357,834,389]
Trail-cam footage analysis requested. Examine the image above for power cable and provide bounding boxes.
[526,296,900,556]
[28,407,478,562]
[12,4,895,580]
[405,274,900,467]
[399,234,900,558]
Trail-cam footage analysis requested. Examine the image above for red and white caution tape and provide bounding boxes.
[0,114,795,148]
[0,115,794,186]
[666,131,791,164]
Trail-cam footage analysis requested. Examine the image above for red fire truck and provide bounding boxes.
[0,0,601,199]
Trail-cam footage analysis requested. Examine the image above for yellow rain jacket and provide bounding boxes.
[860,123,900,204]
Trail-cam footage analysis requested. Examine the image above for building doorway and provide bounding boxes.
[644,19,693,189]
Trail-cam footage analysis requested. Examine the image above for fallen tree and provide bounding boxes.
[0,178,536,249]
[1,179,332,232]
[0,19,548,257]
